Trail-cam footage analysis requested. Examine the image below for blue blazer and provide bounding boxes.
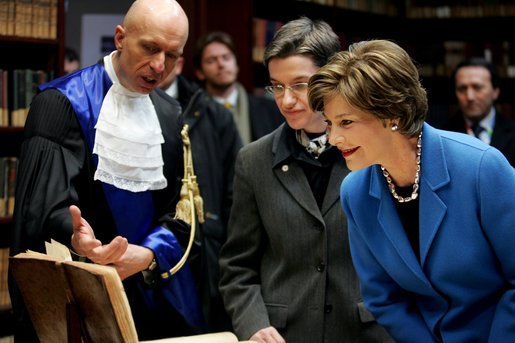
[341,123,515,343]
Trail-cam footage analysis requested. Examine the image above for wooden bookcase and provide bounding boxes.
[178,0,515,122]
[177,0,403,90]
[0,0,65,337]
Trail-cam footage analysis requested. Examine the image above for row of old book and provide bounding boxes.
[251,18,283,64]
[0,0,59,39]
[290,0,515,18]
[406,2,515,18]
[0,68,53,127]
[414,40,515,79]
[0,157,17,219]
[296,0,399,15]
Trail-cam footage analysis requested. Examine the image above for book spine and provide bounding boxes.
[14,0,22,36]
[0,0,8,35]
[48,0,56,39]
[1,70,7,127]
[0,157,6,218]
[6,157,17,217]
[6,0,15,35]
[41,0,49,38]
[0,248,11,310]
[0,69,4,127]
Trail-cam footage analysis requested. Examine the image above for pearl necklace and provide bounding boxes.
[381,131,422,203]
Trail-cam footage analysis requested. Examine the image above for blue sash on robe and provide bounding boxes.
[39,64,206,333]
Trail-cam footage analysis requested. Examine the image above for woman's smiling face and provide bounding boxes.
[323,95,392,171]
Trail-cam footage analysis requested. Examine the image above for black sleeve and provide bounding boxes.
[215,103,243,229]
[10,89,86,255]
[9,89,88,342]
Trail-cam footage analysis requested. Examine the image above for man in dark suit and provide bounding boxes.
[193,31,283,145]
[442,57,515,166]
[159,56,242,332]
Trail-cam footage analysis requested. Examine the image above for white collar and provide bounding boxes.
[92,51,167,192]
[213,87,238,108]
[164,79,179,99]
[103,51,119,83]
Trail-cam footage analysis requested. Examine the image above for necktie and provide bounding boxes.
[471,122,484,138]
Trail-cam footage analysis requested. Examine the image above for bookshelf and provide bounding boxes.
[178,0,402,92]
[250,0,403,89]
[0,0,65,338]
[394,13,515,121]
[0,0,64,237]
[179,0,515,122]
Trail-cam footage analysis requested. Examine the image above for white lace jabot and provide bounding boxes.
[93,52,167,192]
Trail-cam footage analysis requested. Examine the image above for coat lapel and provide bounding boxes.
[274,160,323,223]
[418,123,450,266]
[370,124,450,290]
[321,158,348,216]
[373,169,431,289]
[271,126,323,223]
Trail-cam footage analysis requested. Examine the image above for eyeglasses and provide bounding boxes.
[265,82,309,96]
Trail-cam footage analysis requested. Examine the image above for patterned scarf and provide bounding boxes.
[295,129,328,159]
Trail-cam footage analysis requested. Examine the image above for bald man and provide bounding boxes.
[9,0,205,340]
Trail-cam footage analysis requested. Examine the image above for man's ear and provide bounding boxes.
[195,69,205,81]
[493,87,500,101]
[174,56,185,75]
[114,25,125,51]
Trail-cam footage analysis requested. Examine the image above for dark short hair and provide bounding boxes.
[453,57,499,89]
[193,31,237,69]
[263,16,340,69]
[65,47,79,62]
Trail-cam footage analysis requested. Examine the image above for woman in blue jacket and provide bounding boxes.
[308,39,515,342]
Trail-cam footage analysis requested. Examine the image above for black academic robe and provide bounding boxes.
[9,64,203,341]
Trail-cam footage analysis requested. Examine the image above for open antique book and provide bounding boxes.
[10,240,245,343]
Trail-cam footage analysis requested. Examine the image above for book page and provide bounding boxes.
[44,239,72,261]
